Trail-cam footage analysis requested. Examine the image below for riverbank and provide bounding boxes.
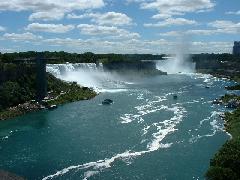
[206,82,240,179]
[0,78,97,121]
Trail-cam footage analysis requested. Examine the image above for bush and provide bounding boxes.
[206,166,238,180]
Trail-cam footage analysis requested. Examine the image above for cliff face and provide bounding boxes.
[103,61,156,71]
[102,61,167,76]
[192,54,240,75]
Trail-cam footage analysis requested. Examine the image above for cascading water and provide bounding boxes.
[46,63,129,93]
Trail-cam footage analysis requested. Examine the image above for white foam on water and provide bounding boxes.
[142,125,151,136]
[43,99,186,180]
[147,106,186,151]
[137,93,144,100]
[189,111,225,143]
[42,71,227,180]
[83,171,99,180]
[100,89,128,93]
[120,93,169,124]
[0,130,18,141]
[42,150,148,180]
[43,121,178,180]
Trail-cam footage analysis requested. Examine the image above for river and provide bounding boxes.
[0,63,234,180]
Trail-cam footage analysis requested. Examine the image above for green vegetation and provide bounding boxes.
[226,84,240,90]
[193,54,240,80]
[0,51,167,120]
[220,94,240,103]
[0,51,165,64]
[206,98,240,179]
[0,62,37,110]
[201,53,240,180]
[0,57,97,120]
[46,79,96,106]
[206,108,240,180]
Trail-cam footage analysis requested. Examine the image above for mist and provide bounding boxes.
[46,63,131,93]
[157,38,196,74]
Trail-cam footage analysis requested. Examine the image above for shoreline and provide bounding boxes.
[205,74,240,179]
[0,83,97,121]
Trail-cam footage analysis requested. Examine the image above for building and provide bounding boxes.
[233,41,240,55]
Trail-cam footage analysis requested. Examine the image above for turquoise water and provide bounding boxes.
[0,73,233,180]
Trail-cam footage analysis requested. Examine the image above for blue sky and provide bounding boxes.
[0,0,239,54]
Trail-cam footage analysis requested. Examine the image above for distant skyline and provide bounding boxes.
[0,0,239,54]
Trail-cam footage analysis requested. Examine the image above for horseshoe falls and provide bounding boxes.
[0,63,232,180]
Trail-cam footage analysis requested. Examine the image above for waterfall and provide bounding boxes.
[46,63,128,93]
[156,55,196,74]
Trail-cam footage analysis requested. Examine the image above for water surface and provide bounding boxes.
[0,72,232,180]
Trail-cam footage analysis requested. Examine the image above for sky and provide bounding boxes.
[0,0,239,54]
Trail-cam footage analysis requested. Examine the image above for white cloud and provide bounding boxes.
[191,41,232,53]
[29,11,65,21]
[187,29,217,35]
[0,26,6,31]
[0,0,105,21]
[208,20,240,34]
[2,32,230,54]
[152,13,172,19]
[158,20,240,37]
[0,47,14,53]
[25,23,75,33]
[67,12,133,26]
[42,36,232,54]
[130,0,215,17]
[226,10,240,15]
[77,24,140,39]
[158,31,182,37]
[159,29,221,37]
[144,18,197,27]
[3,32,42,41]
[0,0,104,11]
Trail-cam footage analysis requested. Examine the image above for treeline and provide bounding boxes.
[1,51,240,65]
[0,61,95,112]
[0,63,37,110]
[192,53,240,71]
[0,51,165,64]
